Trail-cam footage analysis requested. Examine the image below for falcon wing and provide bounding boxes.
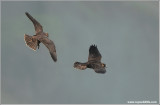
[39,37,57,62]
[94,67,106,74]
[25,12,43,34]
[88,45,102,62]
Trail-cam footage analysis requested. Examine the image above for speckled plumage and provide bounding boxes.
[24,12,57,62]
[74,45,106,74]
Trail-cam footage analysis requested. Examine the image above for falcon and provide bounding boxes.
[24,12,57,62]
[74,45,106,74]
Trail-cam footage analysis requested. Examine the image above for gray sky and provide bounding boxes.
[1,1,159,104]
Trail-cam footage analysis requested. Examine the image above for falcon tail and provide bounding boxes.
[24,34,38,51]
[74,62,87,70]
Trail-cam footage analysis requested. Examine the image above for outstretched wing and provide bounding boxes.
[39,37,57,62]
[94,68,106,74]
[74,62,87,70]
[25,12,43,34]
[88,45,102,62]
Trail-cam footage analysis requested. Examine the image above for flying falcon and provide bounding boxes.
[74,45,106,74]
[24,12,57,62]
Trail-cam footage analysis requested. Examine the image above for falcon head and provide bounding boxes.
[45,33,49,37]
[101,63,106,68]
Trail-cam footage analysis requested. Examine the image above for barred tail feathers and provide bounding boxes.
[24,34,37,51]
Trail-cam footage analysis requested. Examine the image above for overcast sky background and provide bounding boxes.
[1,1,159,104]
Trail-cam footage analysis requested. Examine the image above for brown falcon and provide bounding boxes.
[24,12,57,62]
[74,45,106,74]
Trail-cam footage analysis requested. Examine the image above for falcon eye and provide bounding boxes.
[45,33,49,37]
[102,63,106,67]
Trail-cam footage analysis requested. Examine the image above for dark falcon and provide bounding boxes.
[24,12,57,62]
[74,45,106,74]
